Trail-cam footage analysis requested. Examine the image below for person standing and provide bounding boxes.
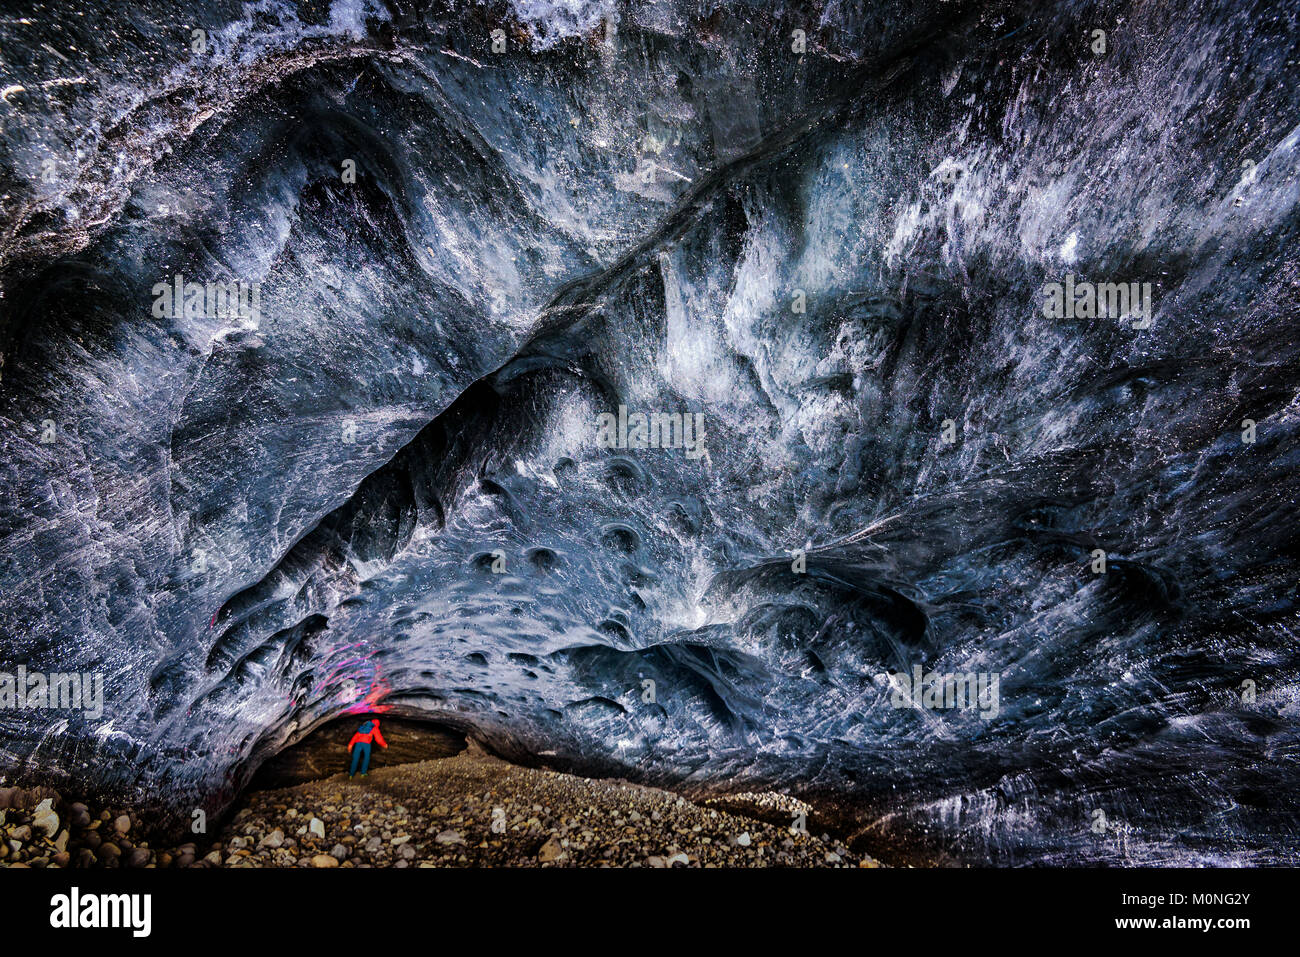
[347,717,388,777]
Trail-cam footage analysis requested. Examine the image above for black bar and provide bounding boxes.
[2,867,1286,944]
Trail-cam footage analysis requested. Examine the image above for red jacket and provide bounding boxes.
[348,720,388,750]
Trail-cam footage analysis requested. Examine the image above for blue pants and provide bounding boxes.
[350,742,371,775]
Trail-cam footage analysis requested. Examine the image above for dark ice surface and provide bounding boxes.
[1,0,1298,863]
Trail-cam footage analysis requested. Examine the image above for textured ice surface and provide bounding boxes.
[1,0,1298,863]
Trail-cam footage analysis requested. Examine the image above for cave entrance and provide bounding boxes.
[248,716,467,791]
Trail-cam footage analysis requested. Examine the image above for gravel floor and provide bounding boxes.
[1,746,880,868]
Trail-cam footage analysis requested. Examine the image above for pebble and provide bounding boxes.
[537,836,566,863]
[32,799,59,838]
[69,804,92,829]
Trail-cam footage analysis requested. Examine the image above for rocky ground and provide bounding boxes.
[1,746,879,868]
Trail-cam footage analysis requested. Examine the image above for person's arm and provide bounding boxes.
[372,726,388,748]
[347,732,363,751]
